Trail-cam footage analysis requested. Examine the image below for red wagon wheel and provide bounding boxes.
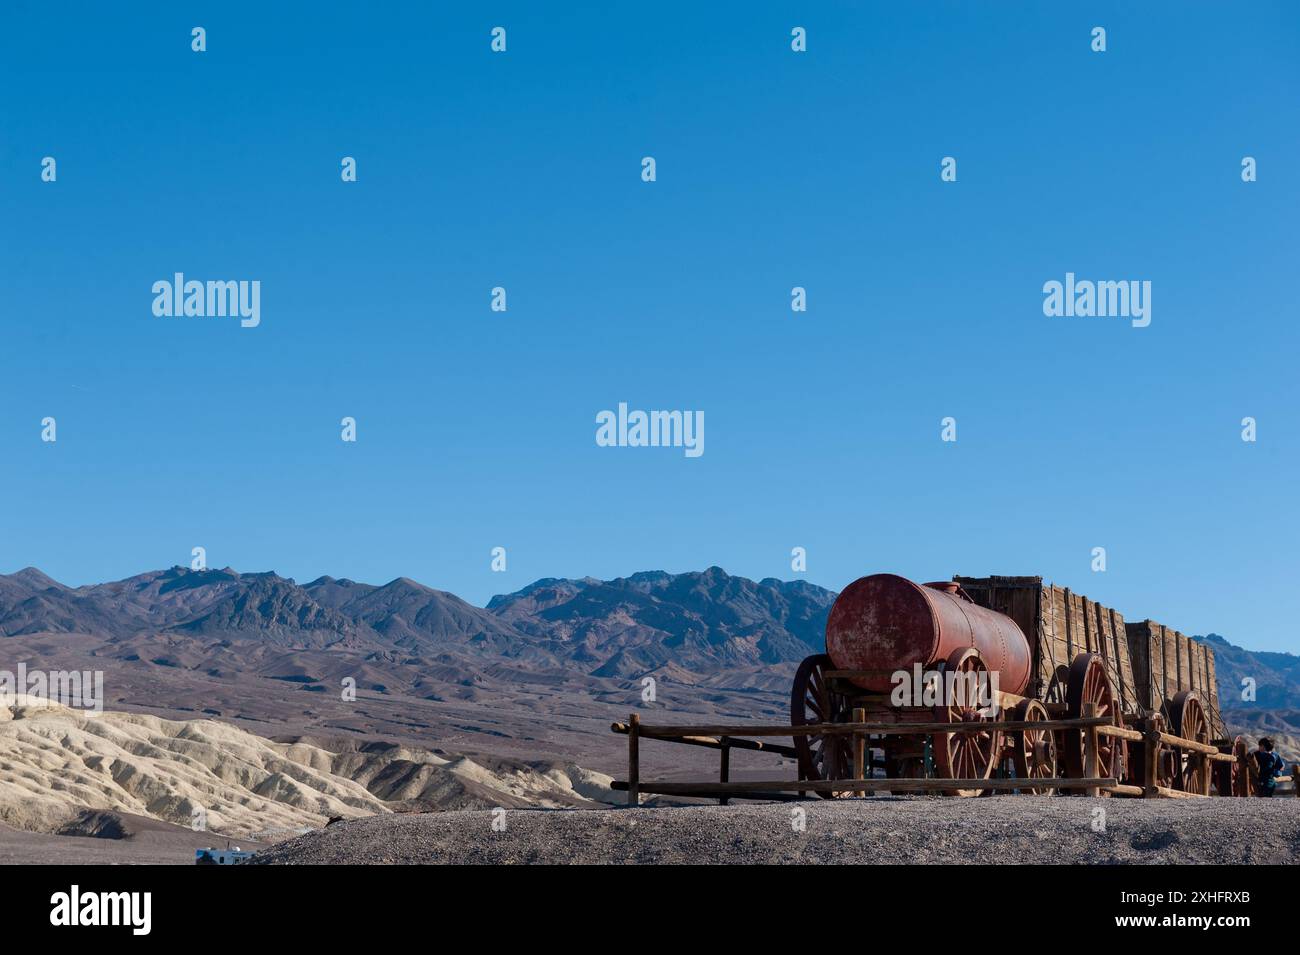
[1012,699,1058,795]
[932,648,1001,797]
[1063,653,1126,787]
[1213,735,1249,796]
[790,653,854,798]
[1169,691,1211,796]
[1149,712,1180,790]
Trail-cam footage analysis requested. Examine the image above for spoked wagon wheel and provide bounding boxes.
[1151,713,1179,790]
[932,648,1001,797]
[790,653,854,798]
[1012,699,1058,795]
[1063,653,1126,788]
[1213,736,1248,796]
[1169,691,1211,795]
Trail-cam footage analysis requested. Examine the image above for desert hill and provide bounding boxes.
[0,698,616,841]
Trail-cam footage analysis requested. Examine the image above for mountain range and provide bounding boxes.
[0,565,1295,765]
[0,565,835,673]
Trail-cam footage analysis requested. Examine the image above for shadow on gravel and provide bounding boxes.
[1130,830,1180,851]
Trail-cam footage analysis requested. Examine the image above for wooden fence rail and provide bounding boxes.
[610,722,799,758]
[618,715,1112,738]
[615,708,1269,805]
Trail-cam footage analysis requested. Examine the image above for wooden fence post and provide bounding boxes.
[1082,702,1100,796]
[1141,717,1159,798]
[628,712,640,807]
[719,737,731,806]
[852,708,866,792]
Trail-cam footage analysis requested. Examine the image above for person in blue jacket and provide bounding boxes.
[1253,738,1285,796]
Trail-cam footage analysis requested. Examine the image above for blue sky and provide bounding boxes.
[1,3,1297,650]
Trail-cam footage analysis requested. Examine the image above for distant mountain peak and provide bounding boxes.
[382,576,433,591]
[7,567,65,590]
[239,569,292,583]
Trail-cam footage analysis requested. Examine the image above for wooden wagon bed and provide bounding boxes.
[953,575,1225,739]
[1126,619,1226,739]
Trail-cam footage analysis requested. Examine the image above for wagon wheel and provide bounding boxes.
[1213,735,1249,797]
[1044,664,1071,708]
[1149,712,1180,789]
[1169,691,1211,796]
[790,653,854,798]
[1152,712,1180,790]
[1012,699,1058,795]
[1063,653,1126,788]
[931,648,1001,797]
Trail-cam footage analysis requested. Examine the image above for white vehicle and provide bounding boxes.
[195,846,255,865]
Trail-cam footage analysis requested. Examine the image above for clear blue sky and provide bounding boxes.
[1,3,1296,650]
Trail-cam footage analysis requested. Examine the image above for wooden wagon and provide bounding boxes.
[789,575,1238,797]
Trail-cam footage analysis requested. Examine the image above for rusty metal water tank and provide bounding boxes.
[825,574,1032,694]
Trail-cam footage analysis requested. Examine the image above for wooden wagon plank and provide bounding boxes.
[1144,622,1166,715]
[1110,607,1136,715]
[1162,623,1179,708]
[1082,593,1099,654]
[1137,621,1154,710]
[1075,592,1090,655]
[1052,585,1075,701]
[1176,630,1193,696]
[1090,598,1125,713]
[1061,588,1075,660]
[1125,621,1151,712]
[1197,640,1220,737]
[1205,641,1225,737]
[1196,640,1208,698]
[1154,623,1169,713]
[1041,583,1065,703]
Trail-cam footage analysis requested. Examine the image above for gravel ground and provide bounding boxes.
[252,796,1300,865]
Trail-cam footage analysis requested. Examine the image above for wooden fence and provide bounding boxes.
[609,707,1286,805]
